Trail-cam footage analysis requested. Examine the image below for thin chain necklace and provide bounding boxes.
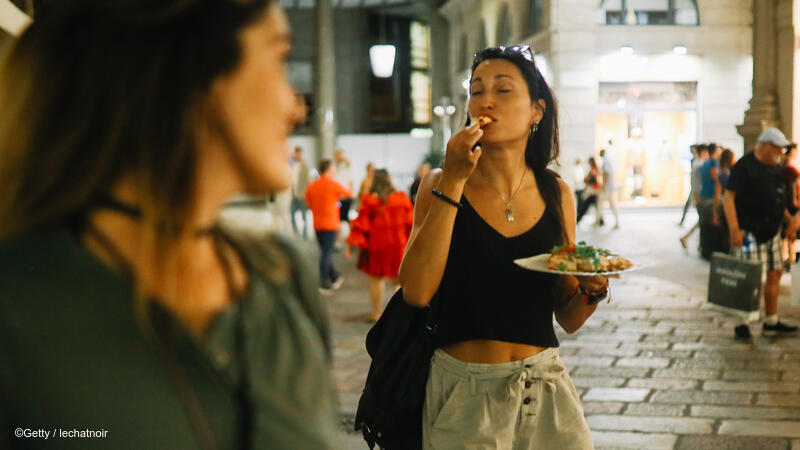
[479,164,527,222]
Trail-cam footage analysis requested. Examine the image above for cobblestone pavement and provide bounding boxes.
[293,208,800,449]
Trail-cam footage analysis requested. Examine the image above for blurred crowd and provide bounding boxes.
[568,149,620,229]
[284,146,429,321]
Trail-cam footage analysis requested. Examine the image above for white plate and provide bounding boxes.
[514,253,642,276]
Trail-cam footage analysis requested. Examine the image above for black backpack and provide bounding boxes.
[354,288,439,449]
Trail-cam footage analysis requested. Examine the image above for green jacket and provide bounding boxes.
[0,227,340,449]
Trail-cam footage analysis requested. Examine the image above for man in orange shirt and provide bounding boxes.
[306,159,351,294]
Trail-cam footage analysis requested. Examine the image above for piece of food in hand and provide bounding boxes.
[476,115,494,127]
[547,241,632,273]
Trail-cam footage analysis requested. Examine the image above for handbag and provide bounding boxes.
[354,288,439,450]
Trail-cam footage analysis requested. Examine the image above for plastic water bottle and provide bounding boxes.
[742,235,753,253]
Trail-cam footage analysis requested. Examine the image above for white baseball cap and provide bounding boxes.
[756,128,791,148]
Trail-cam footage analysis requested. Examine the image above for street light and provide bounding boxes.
[433,97,456,150]
[369,45,396,78]
[369,0,396,78]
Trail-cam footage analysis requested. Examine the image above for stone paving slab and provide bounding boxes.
[702,380,800,392]
[718,420,800,438]
[591,431,677,449]
[587,414,715,434]
[677,435,789,450]
[583,388,651,402]
[690,405,800,420]
[624,403,687,417]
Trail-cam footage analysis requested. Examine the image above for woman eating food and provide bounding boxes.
[398,45,611,449]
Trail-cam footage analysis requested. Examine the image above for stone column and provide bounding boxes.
[429,0,451,153]
[738,0,781,151]
[314,0,336,162]
[776,0,800,141]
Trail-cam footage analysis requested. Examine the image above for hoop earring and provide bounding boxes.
[530,122,539,136]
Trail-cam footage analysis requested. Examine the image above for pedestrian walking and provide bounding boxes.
[0,1,341,448]
[698,143,725,259]
[596,148,620,229]
[782,144,800,266]
[347,169,414,322]
[399,45,609,449]
[357,162,375,209]
[306,159,350,294]
[290,146,312,238]
[576,157,601,225]
[333,148,355,222]
[680,144,700,225]
[723,128,800,339]
[569,158,586,214]
[681,144,709,249]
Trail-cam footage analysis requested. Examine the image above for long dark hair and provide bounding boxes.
[468,46,567,242]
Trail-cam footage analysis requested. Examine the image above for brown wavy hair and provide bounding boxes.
[0,0,280,322]
[369,169,395,202]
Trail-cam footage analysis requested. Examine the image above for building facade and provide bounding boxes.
[441,0,753,205]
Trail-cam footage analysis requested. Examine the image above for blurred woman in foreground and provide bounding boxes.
[0,1,340,448]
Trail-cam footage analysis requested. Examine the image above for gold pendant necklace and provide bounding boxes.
[480,166,527,223]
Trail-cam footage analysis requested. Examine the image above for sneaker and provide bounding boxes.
[734,324,752,340]
[331,276,345,290]
[319,286,334,296]
[762,321,799,337]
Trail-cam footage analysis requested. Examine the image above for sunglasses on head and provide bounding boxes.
[473,45,535,65]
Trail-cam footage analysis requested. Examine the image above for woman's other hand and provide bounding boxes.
[576,274,613,295]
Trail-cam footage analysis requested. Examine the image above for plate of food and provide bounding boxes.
[514,241,638,275]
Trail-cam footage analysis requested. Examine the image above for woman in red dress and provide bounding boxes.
[347,169,414,321]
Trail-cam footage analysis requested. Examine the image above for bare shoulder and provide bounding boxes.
[556,176,571,194]
[423,168,444,188]
[411,168,444,226]
[556,176,573,200]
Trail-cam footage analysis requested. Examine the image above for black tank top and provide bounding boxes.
[434,195,564,349]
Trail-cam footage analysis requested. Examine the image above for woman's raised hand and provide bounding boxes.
[442,122,483,185]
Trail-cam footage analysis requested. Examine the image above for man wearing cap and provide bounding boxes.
[723,128,799,339]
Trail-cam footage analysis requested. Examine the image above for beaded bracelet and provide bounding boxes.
[431,189,462,209]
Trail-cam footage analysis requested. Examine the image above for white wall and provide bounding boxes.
[288,134,432,192]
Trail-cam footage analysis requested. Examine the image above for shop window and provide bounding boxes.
[599,0,698,26]
[410,21,431,125]
[458,34,469,70]
[410,71,430,124]
[497,3,513,45]
[527,0,544,35]
[478,20,487,51]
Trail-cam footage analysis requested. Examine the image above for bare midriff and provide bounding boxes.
[442,340,547,364]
